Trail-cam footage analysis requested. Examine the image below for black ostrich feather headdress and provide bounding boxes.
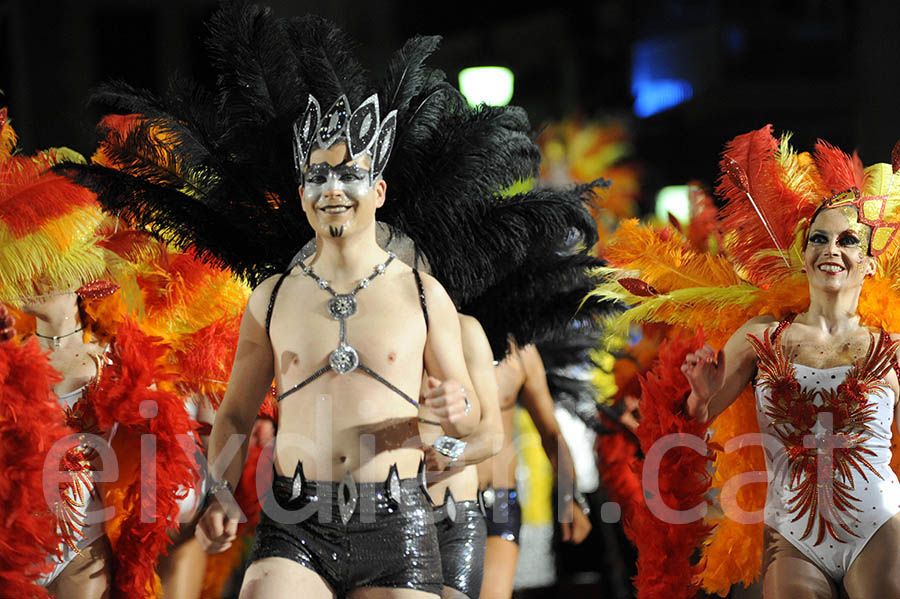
[56,0,615,356]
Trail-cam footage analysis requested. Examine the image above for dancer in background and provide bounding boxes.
[0,111,197,599]
[421,314,503,599]
[477,343,592,599]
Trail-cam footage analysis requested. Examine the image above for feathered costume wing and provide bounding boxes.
[595,126,900,597]
[56,0,611,359]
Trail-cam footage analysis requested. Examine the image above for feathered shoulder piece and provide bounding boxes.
[84,320,198,599]
[132,242,250,403]
[56,1,610,353]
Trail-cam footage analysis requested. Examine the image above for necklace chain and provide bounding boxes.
[297,253,395,375]
[300,253,396,297]
[35,326,85,348]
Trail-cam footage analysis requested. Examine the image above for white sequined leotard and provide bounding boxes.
[37,382,107,586]
[751,317,900,580]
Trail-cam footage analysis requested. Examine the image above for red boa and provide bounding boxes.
[627,332,712,598]
[0,339,70,598]
[85,320,199,598]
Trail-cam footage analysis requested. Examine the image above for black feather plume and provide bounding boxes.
[57,3,618,353]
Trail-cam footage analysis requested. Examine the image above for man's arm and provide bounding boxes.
[426,314,503,471]
[517,344,591,544]
[421,275,481,437]
[453,314,503,464]
[196,277,277,553]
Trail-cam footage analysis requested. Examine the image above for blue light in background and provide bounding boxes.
[632,79,693,118]
[631,36,696,118]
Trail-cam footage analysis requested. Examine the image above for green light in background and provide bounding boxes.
[458,67,514,107]
[655,185,690,223]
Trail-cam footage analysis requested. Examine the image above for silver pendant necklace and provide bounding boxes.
[299,253,395,374]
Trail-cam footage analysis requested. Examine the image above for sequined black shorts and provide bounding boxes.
[482,487,521,545]
[248,466,442,597]
[434,492,487,599]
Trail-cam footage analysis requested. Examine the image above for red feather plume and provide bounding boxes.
[891,139,900,175]
[0,339,71,598]
[84,321,199,599]
[717,125,809,285]
[814,140,865,194]
[627,332,712,599]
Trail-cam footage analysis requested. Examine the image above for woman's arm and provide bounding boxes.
[683,316,771,422]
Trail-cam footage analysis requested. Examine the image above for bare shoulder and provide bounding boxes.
[457,313,492,358]
[458,313,486,338]
[418,271,457,316]
[739,314,779,338]
[518,344,545,369]
[246,272,289,321]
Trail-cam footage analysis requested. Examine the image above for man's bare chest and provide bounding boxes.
[269,275,427,375]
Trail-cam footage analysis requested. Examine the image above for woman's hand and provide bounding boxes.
[0,303,15,342]
[681,344,726,421]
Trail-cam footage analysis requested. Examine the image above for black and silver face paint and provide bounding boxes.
[303,163,373,205]
[329,225,345,238]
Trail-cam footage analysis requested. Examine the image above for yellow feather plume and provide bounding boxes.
[604,219,741,292]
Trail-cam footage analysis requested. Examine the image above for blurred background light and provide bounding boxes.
[631,35,698,118]
[655,185,690,223]
[459,66,515,107]
[632,78,693,118]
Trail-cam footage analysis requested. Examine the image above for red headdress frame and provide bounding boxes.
[818,187,900,257]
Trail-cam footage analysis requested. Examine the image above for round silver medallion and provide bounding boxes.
[329,344,359,374]
[328,294,357,320]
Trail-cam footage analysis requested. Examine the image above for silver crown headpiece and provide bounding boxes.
[292,93,398,185]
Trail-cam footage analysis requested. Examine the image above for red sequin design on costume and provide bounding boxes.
[748,319,900,545]
[56,354,107,550]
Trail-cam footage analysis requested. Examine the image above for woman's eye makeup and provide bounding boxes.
[808,231,861,246]
[837,232,861,246]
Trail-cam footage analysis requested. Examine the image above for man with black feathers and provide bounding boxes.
[58,1,611,597]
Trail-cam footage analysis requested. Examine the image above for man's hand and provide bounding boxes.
[422,443,463,485]
[560,500,592,544]
[423,443,455,472]
[195,499,239,554]
[422,376,469,426]
[0,303,15,342]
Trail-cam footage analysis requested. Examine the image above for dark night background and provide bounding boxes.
[2,0,900,214]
